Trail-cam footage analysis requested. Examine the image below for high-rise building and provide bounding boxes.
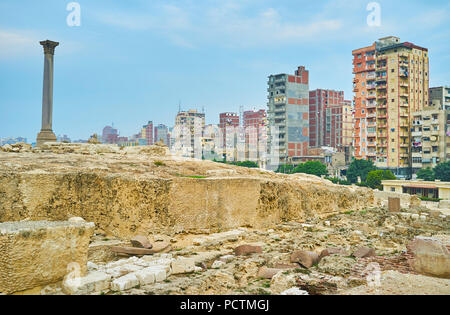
[309,89,347,149]
[342,100,354,148]
[375,37,429,178]
[411,101,450,172]
[429,86,450,110]
[141,121,154,146]
[243,109,267,164]
[154,124,170,146]
[352,43,377,161]
[102,125,118,144]
[267,66,309,165]
[173,109,205,158]
[219,112,240,160]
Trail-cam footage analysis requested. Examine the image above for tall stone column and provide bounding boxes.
[36,40,59,146]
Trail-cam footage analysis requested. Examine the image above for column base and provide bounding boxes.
[36,130,57,147]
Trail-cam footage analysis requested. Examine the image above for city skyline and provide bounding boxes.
[1,0,449,141]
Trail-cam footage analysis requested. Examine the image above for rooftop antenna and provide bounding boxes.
[178,101,182,113]
[239,105,244,128]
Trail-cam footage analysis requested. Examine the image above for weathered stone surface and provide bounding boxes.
[130,236,153,249]
[270,272,297,294]
[219,255,235,263]
[257,267,282,279]
[290,250,320,268]
[0,220,95,294]
[111,273,139,291]
[319,247,349,260]
[280,287,309,295]
[211,260,226,269]
[0,150,373,238]
[62,271,111,295]
[234,245,262,256]
[171,257,195,274]
[388,197,401,212]
[408,237,450,278]
[353,247,376,259]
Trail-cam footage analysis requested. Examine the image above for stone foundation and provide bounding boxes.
[0,220,95,294]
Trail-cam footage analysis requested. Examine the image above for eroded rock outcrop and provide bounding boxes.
[0,145,373,238]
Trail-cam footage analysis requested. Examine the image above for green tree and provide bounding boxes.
[366,170,396,190]
[416,168,435,181]
[433,161,450,181]
[276,164,296,174]
[293,161,328,177]
[346,159,377,183]
[234,161,259,168]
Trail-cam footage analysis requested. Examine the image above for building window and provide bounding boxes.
[391,187,396,192]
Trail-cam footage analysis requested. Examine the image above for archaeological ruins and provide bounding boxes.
[0,142,449,295]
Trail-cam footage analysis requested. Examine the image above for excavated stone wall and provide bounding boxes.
[0,171,373,238]
[0,220,94,294]
[0,146,374,238]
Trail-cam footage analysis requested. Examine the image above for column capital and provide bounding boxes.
[40,40,59,55]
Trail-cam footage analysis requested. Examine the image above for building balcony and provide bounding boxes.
[400,102,409,107]
[368,142,376,147]
[378,143,387,148]
[367,95,377,100]
[400,112,409,117]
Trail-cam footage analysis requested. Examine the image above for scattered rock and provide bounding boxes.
[68,217,86,223]
[290,250,320,268]
[257,267,282,279]
[130,235,153,249]
[408,236,450,278]
[62,271,111,295]
[352,246,376,259]
[319,247,349,260]
[234,245,262,256]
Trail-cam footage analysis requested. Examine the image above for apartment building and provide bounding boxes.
[173,110,205,158]
[342,100,354,148]
[430,86,450,110]
[352,43,377,161]
[267,66,309,165]
[243,109,267,164]
[309,89,348,150]
[375,36,429,178]
[154,124,170,146]
[411,103,450,171]
[141,121,154,146]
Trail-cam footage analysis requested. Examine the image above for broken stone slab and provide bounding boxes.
[408,236,450,278]
[0,220,95,294]
[111,242,171,256]
[280,287,309,295]
[290,250,320,268]
[319,247,350,260]
[257,267,283,279]
[130,235,153,249]
[234,244,262,256]
[192,229,247,246]
[62,271,111,295]
[105,264,143,278]
[171,257,196,274]
[134,268,156,286]
[111,273,140,291]
[352,246,376,259]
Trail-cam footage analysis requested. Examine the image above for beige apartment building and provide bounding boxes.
[375,36,429,178]
[411,103,450,172]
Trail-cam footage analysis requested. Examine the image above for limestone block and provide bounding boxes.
[171,257,195,274]
[408,237,450,278]
[62,271,111,295]
[0,220,95,294]
[280,288,309,295]
[143,266,167,282]
[134,268,156,286]
[105,264,143,278]
[111,273,140,291]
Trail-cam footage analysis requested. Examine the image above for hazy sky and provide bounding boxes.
[1,0,449,141]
